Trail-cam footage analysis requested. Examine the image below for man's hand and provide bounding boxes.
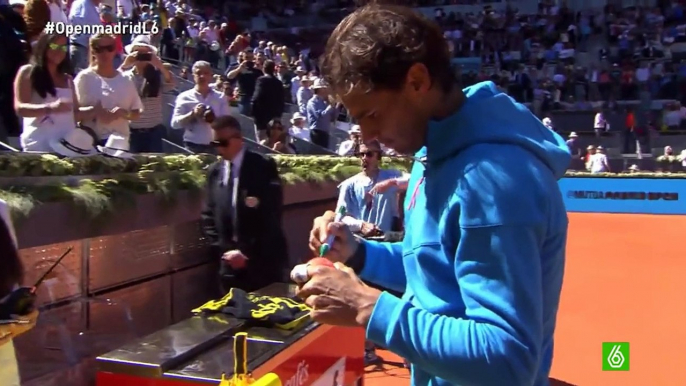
[222,250,248,269]
[369,179,396,195]
[297,263,380,327]
[360,222,380,237]
[308,212,359,263]
[193,104,206,118]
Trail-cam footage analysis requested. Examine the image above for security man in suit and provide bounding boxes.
[201,115,289,293]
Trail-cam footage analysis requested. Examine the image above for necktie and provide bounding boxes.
[226,162,238,241]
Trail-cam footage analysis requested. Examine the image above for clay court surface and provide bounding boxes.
[364,212,686,386]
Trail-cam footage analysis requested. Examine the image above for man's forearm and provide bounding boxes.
[171,111,196,128]
[353,240,406,292]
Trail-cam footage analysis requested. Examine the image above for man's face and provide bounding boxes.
[193,65,212,86]
[342,87,427,155]
[358,144,380,171]
[243,53,254,63]
[339,63,432,155]
[212,128,243,159]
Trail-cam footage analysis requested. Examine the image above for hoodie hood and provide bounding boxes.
[419,81,570,179]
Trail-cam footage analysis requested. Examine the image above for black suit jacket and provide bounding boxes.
[200,150,288,292]
[251,75,285,125]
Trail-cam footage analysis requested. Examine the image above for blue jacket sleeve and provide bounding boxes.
[359,240,406,293]
[365,224,544,386]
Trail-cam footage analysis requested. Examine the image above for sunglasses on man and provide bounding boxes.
[94,44,116,53]
[210,135,242,147]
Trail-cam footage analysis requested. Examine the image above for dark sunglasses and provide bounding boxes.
[210,136,241,147]
[48,43,68,52]
[94,44,116,53]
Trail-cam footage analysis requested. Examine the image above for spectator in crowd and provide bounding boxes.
[337,124,360,156]
[565,132,583,170]
[583,145,595,170]
[288,112,309,142]
[290,66,306,102]
[260,119,294,154]
[74,32,142,146]
[542,116,554,131]
[99,5,124,67]
[307,78,339,148]
[24,0,50,44]
[47,0,68,25]
[251,59,285,141]
[594,107,607,137]
[337,139,403,237]
[15,33,85,152]
[623,107,636,154]
[160,16,179,61]
[200,115,288,293]
[588,145,610,173]
[334,139,404,365]
[171,60,230,153]
[120,35,174,153]
[226,50,263,116]
[0,1,29,143]
[68,0,102,71]
[663,102,682,131]
[296,75,313,115]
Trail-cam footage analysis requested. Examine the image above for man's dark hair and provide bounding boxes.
[320,4,454,97]
[263,60,276,75]
[211,115,242,132]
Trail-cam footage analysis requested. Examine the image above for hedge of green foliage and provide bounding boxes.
[0,154,411,218]
[2,152,685,218]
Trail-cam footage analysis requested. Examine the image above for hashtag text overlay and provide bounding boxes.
[44,22,159,36]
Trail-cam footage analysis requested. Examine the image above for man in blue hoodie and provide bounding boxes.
[296,4,571,386]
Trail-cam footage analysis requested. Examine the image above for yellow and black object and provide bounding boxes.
[219,332,255,386]
[193,288,310,330]
[218,332,283,385]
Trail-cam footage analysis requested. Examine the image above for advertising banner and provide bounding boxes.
[560,178,682,215]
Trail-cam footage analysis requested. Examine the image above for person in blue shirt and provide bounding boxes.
[337,140,403,237]
[306,78,339,148]
[296,4,570,386]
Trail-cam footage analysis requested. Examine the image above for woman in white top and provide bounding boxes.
[14,33,95,152]
[120,35,174,153]
[0,199,39,386]
[74,33,143,146]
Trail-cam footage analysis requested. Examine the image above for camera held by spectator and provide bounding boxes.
[203,105,216,123]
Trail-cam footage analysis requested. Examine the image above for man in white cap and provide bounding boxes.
[306,78,340,148]
[337,125,361,156]
[289,112,309,142]
[565,132,583,170]
[291,66,306,102]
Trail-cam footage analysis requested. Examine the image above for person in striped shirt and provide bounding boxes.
[121,35,175,153]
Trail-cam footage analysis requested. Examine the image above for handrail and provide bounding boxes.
[0,141,20,152]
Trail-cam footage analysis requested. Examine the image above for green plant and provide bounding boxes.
[0,154,411,219]
[7,152,686,219]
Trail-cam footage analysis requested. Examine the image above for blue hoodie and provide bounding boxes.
[361,82,570,386]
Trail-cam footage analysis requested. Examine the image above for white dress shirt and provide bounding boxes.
[171,88,232,145]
